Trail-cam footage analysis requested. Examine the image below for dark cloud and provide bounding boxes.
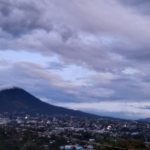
[47,62,68,70]
[0,0,150,113]
[118,0,150,15]
[0,0,149,74]
[0,1,11,16]
[118,0,150,6]
[140,106,150,110]
[0,0,53,36]
[57,25,77,43]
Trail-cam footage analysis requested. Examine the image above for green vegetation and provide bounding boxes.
[0,127,67,150]
[95,136,148,150]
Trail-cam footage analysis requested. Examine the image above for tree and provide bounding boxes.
[94,144,106,150]
[21,142,41,150]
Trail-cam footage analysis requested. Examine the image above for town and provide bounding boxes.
[0,112,150,150]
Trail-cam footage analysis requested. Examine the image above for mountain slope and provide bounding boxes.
[137,118,150,123]
[0,87,98,118]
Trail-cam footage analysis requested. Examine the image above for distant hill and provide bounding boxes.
[137,118,150,123]
[0,87,98,118]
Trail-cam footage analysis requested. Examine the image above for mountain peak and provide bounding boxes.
[0,85,22,92]
[0,86,98,118]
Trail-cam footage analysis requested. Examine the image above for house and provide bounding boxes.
[89,139,95,142]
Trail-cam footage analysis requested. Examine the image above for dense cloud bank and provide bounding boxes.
[0,0,150,118]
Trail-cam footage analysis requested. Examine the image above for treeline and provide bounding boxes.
[95,136,148,150]
[0,127,67,150]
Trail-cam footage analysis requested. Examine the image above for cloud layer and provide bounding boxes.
[0,0,150,119]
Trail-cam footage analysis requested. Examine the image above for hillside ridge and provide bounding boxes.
[0,87,98,118]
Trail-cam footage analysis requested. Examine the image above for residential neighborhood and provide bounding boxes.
[0,112,150,150]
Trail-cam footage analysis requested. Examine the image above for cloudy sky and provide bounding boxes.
[0,0,150,119]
